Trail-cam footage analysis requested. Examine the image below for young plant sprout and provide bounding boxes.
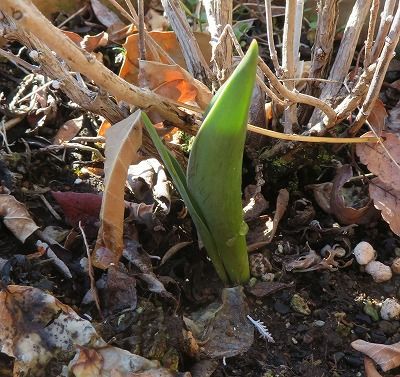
[141,41,258,285]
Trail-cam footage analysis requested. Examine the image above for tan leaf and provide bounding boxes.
[32,0,86,19]
[0,194,39,243]
[53,116,83,145]
[364,357,383,377]
[91,0,125,28]
[139,60,212,109]
[351,339,400,372]
[0,285,101,376]
[367,99,387,135]
[356,131,400,189]
[330,165,377,225]
[93,111,142,268]
[369,177,400,236]
[120,31,211,86]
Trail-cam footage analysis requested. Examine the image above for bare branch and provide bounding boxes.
[372,0,396,61]
[351,6,400,134]
[0,1,197,127]
[364,0,380,67]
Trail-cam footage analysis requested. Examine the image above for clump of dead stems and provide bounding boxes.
[0,0,399,151]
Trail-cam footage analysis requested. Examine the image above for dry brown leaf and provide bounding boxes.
[120,31,211,86]
[69,345,163,377]
[351,339,400,372]
[0,194,39,243]
[53,116,83,145]
[32,0,86,19]
[387,99,400,132]
[356,131,400,189]
[367,99,387,135]
[330,165,377,225]
[242,184,268,221]
[145,8,168,31]
[364,357,383,377]
[91,0,125,28]
[306,182,333,214]
[94,110,142,269]
[0,285,102,376]
[369,177,400,236]
[139,60,212,109]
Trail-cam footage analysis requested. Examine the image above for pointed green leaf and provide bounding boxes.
[187,40,259,284]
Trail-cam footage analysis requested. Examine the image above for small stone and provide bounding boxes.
[291,337,298,344]
[274,300,290,315]
[365,261,392,283]
[381,298,400,320]
[249,253,272,277]
[290,294,311,315]
[353,241,376,265]
[379,320,399,335]
[313,320,325,327]
[333,352,345,363]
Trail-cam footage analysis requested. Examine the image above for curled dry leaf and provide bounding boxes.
[369,178,400,236]
[128,158,172,213]
[0,194,39,243]
[330,165,377,225]
[185,286,253,359]
[90,0,125,28]
[306,182,333,214]
[351,339,400,372]
[356,131,400,189]
[53,116,83,145]
[242,184,268,221]
[139,60,212,110]
[366,99,387,135]
[120,31,211,86]
[94,110,142,269]
[246,188,289,247]
[63,31,108,53]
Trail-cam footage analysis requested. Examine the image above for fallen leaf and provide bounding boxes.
[351,339,400,372]
[330,165,377,225]
[91,0,125,28]
[120,31,211,86]
[64,31,109,53]
[364,357,383,377]
[127,158,172,213]
[306,182,333,214]
[103,265,137,315]
[0,194,39,243]
[356,131,400,190]
[387,99,400,132]
[369,178,400,236]
[32,0,86,19]
[0,285,102,376]
[51,191,102,228]
[185,286,254,359]
[139,60,212,109]
[94,110,142,268]
[145,8,168,31]
[242,184,268,221]
[367,99,387,135]
[53,116,83,145]
[246,188,289,246]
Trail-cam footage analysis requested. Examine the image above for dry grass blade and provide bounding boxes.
[94,110,142,269]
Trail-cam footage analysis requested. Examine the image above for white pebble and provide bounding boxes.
[365,261,392,283]
[353,241,376,265]
[381,298,400,320]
